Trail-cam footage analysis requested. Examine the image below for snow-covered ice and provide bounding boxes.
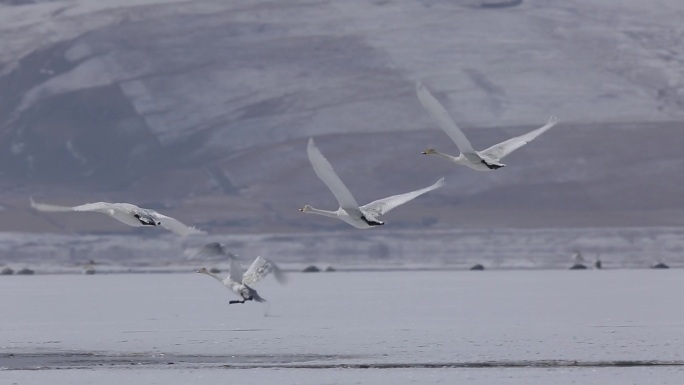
[2,270,684,384]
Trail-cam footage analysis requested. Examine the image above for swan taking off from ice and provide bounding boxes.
[192,243,286,304]
[416,81,559,171]
[301,138,445,229]
[30,198,205,237]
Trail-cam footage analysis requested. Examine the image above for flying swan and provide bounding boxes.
[416,81,559,171]
[192,243,286,304]
[300,138,445,229]
[30,198,205,236]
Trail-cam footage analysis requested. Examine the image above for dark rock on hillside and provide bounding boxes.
[651,262,669,269]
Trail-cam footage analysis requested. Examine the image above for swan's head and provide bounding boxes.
[196,267,209,274]
[299,205,312,213]
[422,148,437,155]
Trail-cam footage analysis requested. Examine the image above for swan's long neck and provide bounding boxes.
[203,271,224,283]
[431,149,462,163]
[303,206,340,219]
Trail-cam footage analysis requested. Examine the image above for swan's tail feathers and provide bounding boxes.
[29,198,74,212]
[186,226,207,236]
[248,286,266,303]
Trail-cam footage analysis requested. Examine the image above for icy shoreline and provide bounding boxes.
[1,226,682,271]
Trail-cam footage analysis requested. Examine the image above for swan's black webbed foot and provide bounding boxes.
[134,213,157,226]
[481,160,504,170]
[361,215,384,227]
[229,300,246,304]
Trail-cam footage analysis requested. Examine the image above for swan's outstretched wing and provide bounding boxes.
[416,82,477,155]
[480,116,559,161]
[155,213,206,237]
[228,257,245,284]
[361,177,445,217]
[243,256,287,286]
[30,199,116,216]
[185,242,230,260]
[307,138,360,211]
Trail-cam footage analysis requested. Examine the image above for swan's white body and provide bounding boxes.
[30,199,205,236]
[416,82,559,171]
[192,243,286,304]
[302,138,445,229]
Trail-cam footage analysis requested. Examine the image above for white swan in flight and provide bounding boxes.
[192,243,286,304]
[416,81,559,171]
[301,138,445,229]
[30,198,205,236]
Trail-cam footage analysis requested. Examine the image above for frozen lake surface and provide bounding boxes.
[2,270,684,384]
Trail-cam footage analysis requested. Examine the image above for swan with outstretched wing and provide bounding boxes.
[191,243,286,304]
[417,81,558,171]
[300,138,444,229]
[30,199,205,236]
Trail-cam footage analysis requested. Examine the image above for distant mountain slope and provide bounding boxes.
[1,0,683,233]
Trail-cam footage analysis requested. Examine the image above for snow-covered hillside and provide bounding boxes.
[1,0,684,234]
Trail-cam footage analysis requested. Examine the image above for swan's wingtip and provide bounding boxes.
[29,196,36,207]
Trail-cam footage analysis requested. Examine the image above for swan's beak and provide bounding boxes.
[298,208,304,212]
[421,150,427,154]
